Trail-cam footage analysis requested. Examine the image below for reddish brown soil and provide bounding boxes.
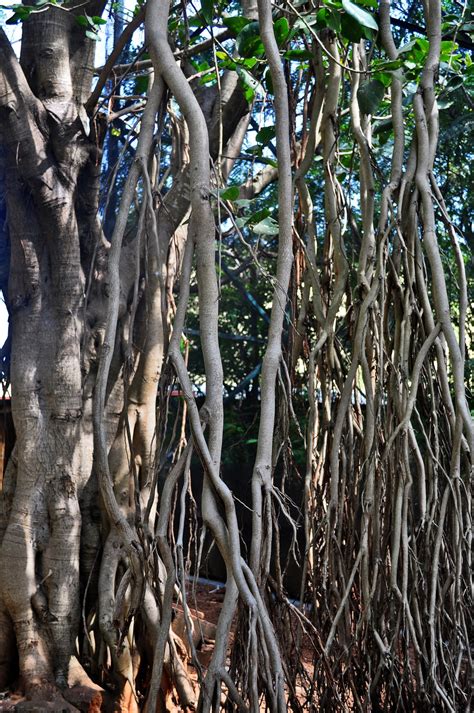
[0,582,313,712]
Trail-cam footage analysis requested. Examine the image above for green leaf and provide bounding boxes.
[75,15,89,27]
[6,5,33,23]
[234,198,253,207]
[6,11,25,23]
[92,15,107,24]
[273,17,289,46]
[342,0,378,30]
[241,57,258,69]
[357,79,385,115]
[415,38,429,53]
[373,59,403,72]
[5,12,21,24]
[291,14,317,33]
[199,71,217,85]
[194,59,210,72]
[201,0,213,24]
[236,21,264,58]
[110,127,121,136]
[242,86,255,102]
[374,72,392,87]
[437,97,454,110]
[440,40,458,55]
[236,66,265,101]
[247,147,264,160]
[443,75,463,92]
[341,12,365,41]
[264,67,273,94]
[220,57,237,71]
[316,7,341,33]
[248,207,270,223]
[187,15,203,27]
[133,75,149,95]
[222,15,252,35]
[283,48,313,60]
[220,186,240,201]
[256,126,276,144]
[399,38,428,57]
[252,217,279,235]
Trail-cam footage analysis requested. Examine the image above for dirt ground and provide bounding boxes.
[0,581,313,712]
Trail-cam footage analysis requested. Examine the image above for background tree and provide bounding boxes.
[0,0,472,711]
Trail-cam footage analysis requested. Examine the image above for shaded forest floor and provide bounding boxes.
[0,582,314,712]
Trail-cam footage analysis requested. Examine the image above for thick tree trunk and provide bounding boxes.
[0,8,100,699]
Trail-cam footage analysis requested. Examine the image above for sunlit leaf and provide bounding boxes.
[283,48,313,60]
[252,217,279,235]
[342,0,378,30]
[273,17,289,46]
[236,66,265,101]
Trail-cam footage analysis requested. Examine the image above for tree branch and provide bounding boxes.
[93,30,233,81]
[0,29,36,110]
[390,16,474,50]
[85,6,146,113]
